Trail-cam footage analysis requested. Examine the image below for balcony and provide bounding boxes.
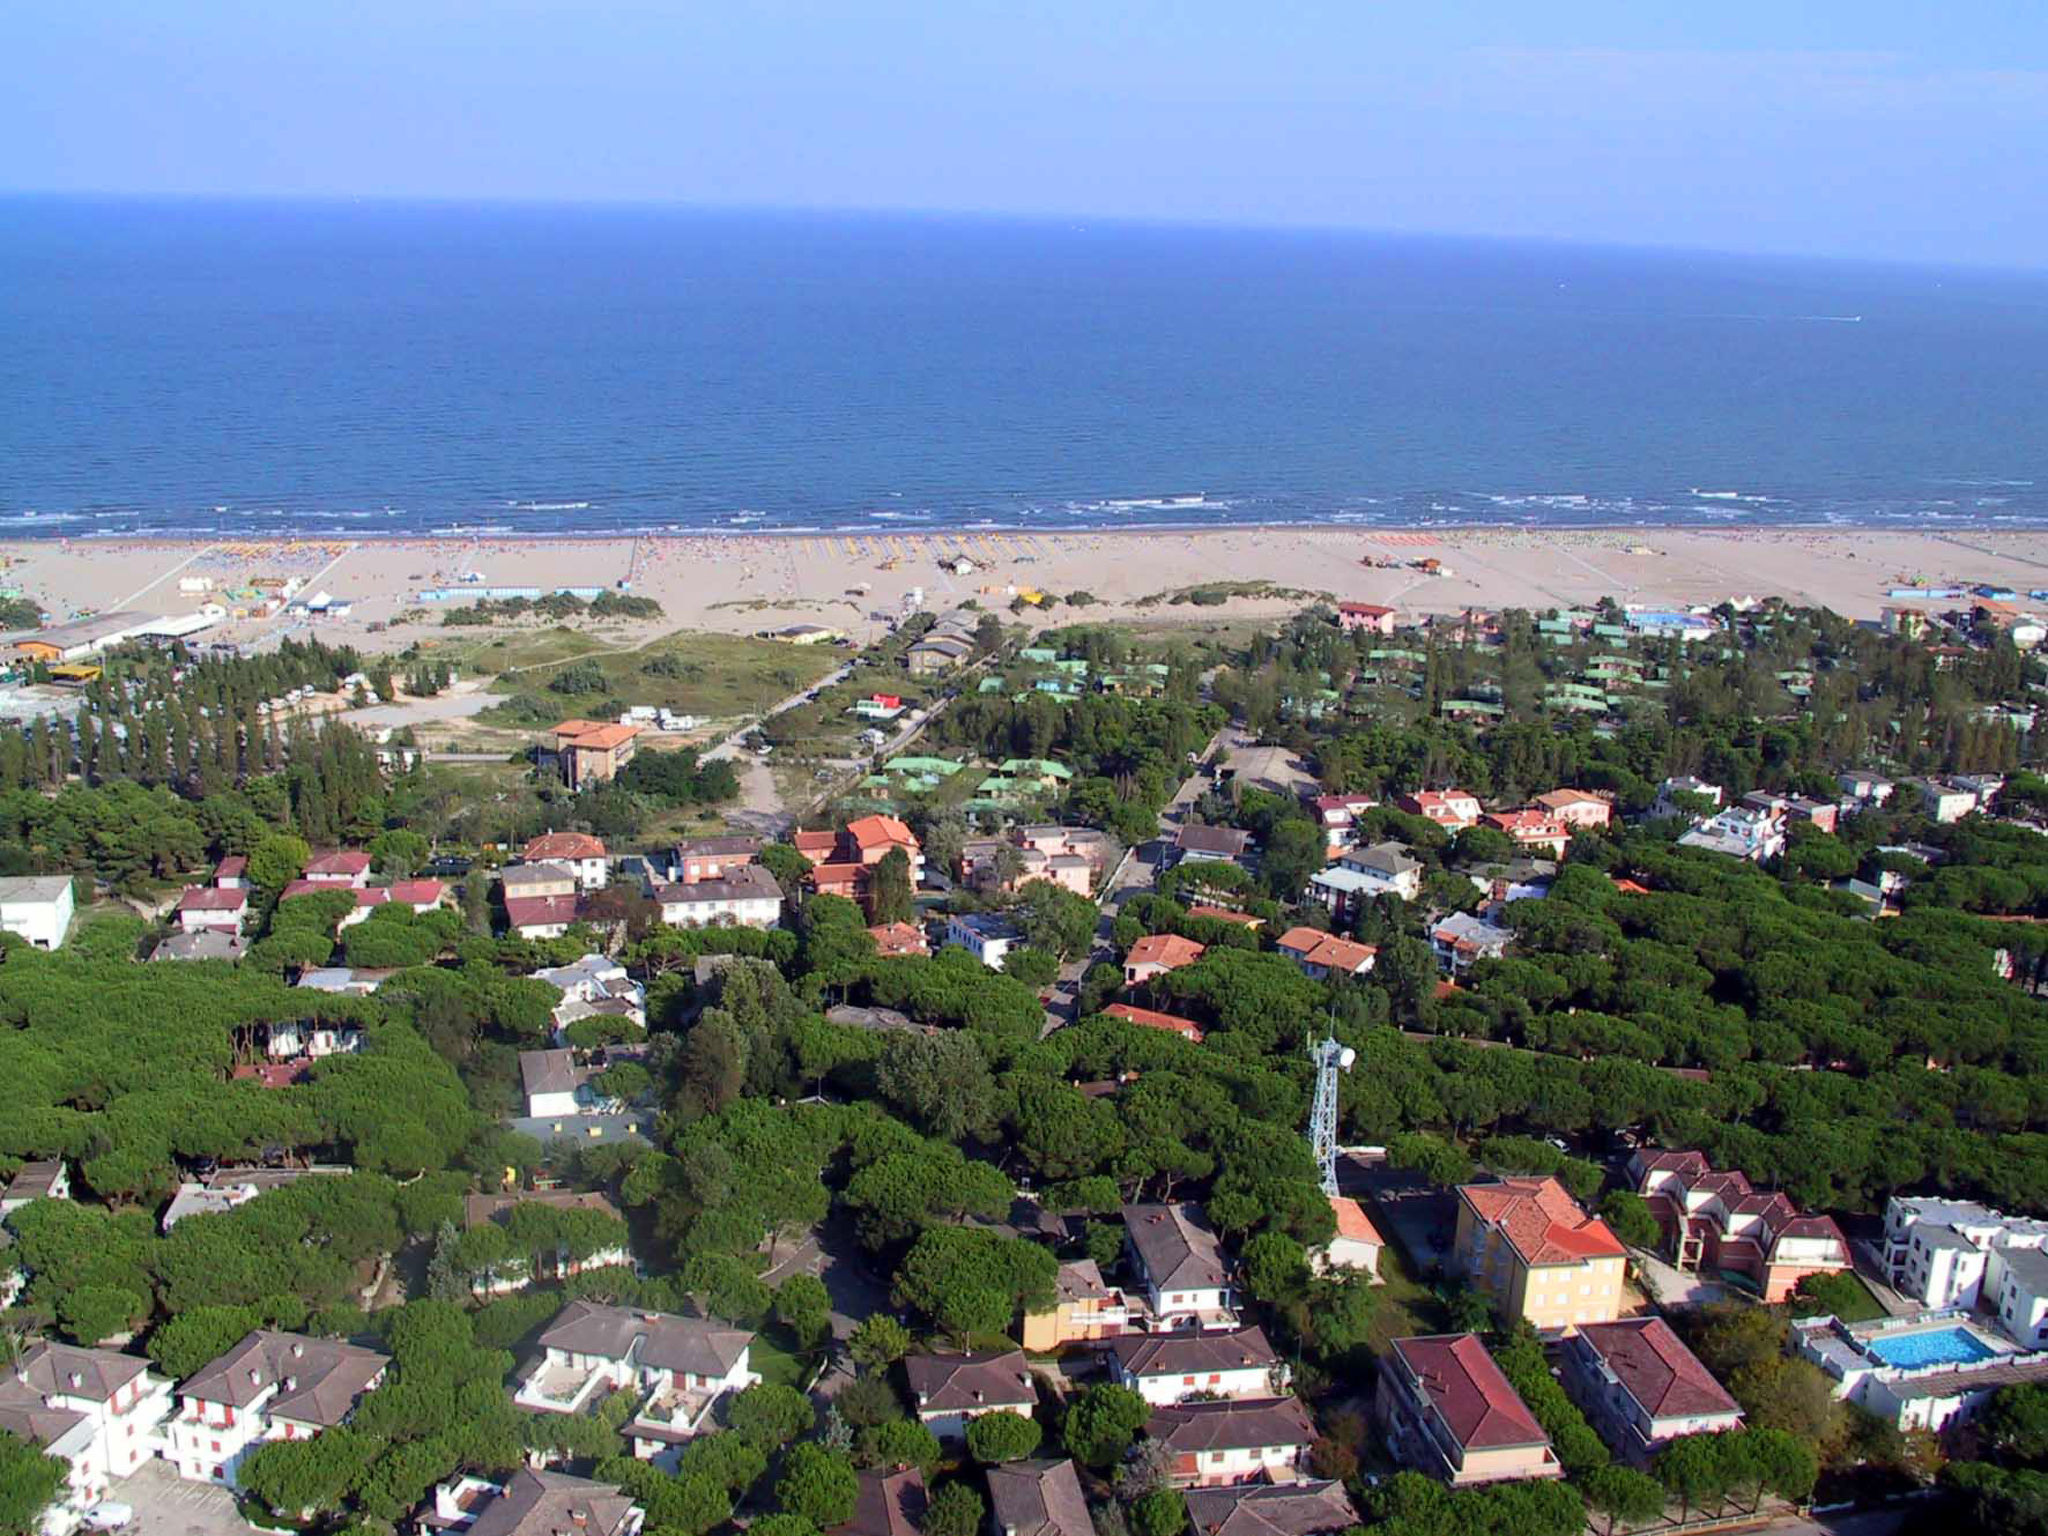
[513,1360,608,1415]
[627,1383,721,1447]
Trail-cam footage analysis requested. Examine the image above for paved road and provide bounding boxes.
[1040,726,1236,1030]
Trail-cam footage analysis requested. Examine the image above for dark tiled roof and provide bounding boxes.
[1146,1397,1315,1454]
[537,1300,753,1377]
[468,1470,638,1536]
[1112,1326,1278,1380]
[985,1460,1089,1536]
[837,1466,927,1536]
[1123,1202,1229,1291]
[180,1331,386,1426]
[1184,1481,1359,1536]
[904,1349,1034,1413]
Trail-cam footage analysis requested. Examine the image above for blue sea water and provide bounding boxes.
[3,195,2047,539]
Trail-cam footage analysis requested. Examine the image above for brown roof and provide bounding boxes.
[1184,1481,1359,1536]
[1124,933,1206,971]
[1175,825,1252,857]
[463,1188,623,1229]
[904,1349,1034,1413]
[469,1470,639,1536]
[655,865,784,906]
[1123,1202,1229,1292]
[12,1341,150,1404]
[1390,1334,1548,1451]
[1146,1397,1315,1454]
[505,894,580,930]
[536,1300,754,1377]
[176,886,248,912]
[986,1460,1090,1536]
[524,832,606,861]
[1112,1326,1279,1380]
[1053,1260,1114,1305]
[1186,905,1263,928]
[1572,1318,1740,1422]
[838,1466,927,1536]
[179,1330,386,1425]
[676,836,763,859]
[1459,1176,1626,1266]
[304,850,372,877]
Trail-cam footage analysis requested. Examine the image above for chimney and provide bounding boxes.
[291,1342,305,1359]
[69,1372,84,1389]
[249,1368,263,1386]
[286,1376,298,1391]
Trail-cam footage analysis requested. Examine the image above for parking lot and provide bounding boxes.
[117,1460,255,1536]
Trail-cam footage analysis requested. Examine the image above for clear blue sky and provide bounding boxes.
[7,0,2046,266]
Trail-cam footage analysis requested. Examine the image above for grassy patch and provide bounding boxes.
[1367,1236,1452,1356]
[476,630,841,729]
[747,1331,810,1390]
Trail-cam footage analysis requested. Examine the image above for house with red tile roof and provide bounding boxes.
[1560,1316,1743,1464]
[1454,1177,1627,1333]
[1273,927,1377,980]
[1479,811,1570,858]
[523,832,609,891]
[1123,933,1207,987]
[1315,1196,1384,1280]
[867,921,930,958]
[1532,789,1613,830]
[1629,1149,1851,1303]
[1103,1003,1206,1044]
[1376,1334,1562,1486]
[174,884,249,934]
[1396,789,1481,831]
[835,1466,927,1536]
[797,817,924,911]
[551,720,642,790]
[301,850,373,887]
[213,855,248,888]
[1335,602,1398,635]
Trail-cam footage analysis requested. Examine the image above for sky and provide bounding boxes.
[6,0,2048,267]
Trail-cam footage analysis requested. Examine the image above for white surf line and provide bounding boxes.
[114,544,215,611]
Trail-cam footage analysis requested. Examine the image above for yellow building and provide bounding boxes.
[1020,1260,1129,1351]
[1453,1176,1627,1334]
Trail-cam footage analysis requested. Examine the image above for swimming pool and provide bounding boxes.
[1865,1326,1998,1369]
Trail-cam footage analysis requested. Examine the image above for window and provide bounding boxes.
[210,1441,221,1453]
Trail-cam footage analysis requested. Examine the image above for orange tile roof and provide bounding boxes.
[1460,1176,1626,1266]
[1276,927,1377,973]
[846,814,919,853]
[1125,933,1206,970]
[555,721,641,750]
[1103,1002,1206,1042]
[1329,1195,1384,1246]
[524,832,606,861]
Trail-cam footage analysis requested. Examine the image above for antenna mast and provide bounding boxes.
[1307,1032,1357,1197]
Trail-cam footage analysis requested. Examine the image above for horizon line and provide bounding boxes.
[2,186,2041,281]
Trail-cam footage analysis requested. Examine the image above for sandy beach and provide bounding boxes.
[4,525,2046,658]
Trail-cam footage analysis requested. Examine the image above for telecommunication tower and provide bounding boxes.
[1307,1033,1357,1197]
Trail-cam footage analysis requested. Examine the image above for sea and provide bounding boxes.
[3,195,2047,540]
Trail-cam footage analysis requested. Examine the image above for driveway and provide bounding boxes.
[1631,1248,1738,1309]
[119,1460,257,1536]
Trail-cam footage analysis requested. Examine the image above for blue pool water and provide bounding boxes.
[1866,1327,1997,1369]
